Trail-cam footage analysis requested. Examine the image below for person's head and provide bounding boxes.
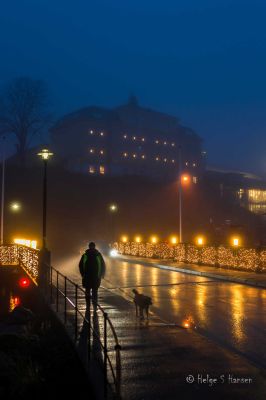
[88,242,96,249]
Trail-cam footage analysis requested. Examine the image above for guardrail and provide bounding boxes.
[0,244,39,283]
[0,244,122,398]
[48,265,122,399]
[114,241,266,273]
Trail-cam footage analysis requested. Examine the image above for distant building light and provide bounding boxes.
[123,134,127,139]
[193,163,196,167]
[99,165,105,175]
[155,157,160,161]
[141,138,145,142]
[123,152,128,157]
[89,149,94,153]
[141,155,145,159]
[164,158,167,162]
[133,154,137,158]
[164,141,167,145]
[202,151,207,156]
[185,162,189,166]
[172,159,175,163]
[133,136,136,141]
[100,150,104,155]
[171,143,175,147]
[155,140,159,144]
[100,132,104,136]
[90,130,93,134]
[89,166,95,174]
[192,176,198,184]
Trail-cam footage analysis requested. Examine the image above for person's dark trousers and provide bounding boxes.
[85,286,99,310]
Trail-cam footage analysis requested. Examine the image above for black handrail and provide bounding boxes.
[49,265,122,399]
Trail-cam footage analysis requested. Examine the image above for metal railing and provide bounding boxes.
[48,265,122,399]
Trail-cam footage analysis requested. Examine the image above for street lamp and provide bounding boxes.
[37,149,53,249]
[10,202,21,212]
[108,203,118,242]
[178,146,191,243]
[0,136,6,245]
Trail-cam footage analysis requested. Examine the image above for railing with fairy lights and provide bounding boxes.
[48,265,122,399]
[114,242,266,273]
[0,244,39,283]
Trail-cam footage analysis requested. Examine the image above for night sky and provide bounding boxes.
[1,0,266,175]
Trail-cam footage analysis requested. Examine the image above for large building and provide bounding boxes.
[51,96,205,181]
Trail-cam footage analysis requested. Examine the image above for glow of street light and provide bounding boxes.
[110,249,118,257]
[121,235,128,243]
[170,236,178,245]
[109,204,118,212]
[37,148,54,160]
[150,235,158,244]
[10,202,21,212]
[135,236,142,243]
[231,237,240,247]
[195,236,205,246]
[181,174,191,185]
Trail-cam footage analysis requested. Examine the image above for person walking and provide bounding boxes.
[79,242,106,309]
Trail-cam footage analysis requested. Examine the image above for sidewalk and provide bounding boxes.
[99,284,266,400]
[117,255,266,289]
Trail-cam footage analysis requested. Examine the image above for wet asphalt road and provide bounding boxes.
[102,257,266,369]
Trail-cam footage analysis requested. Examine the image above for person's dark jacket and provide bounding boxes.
[79,248,106,288]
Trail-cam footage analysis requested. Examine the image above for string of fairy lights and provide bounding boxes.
[114,235,266,273]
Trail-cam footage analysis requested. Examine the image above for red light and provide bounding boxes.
[14,297,20,306]
[19,277,30,288]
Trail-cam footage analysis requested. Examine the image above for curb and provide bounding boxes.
[117,256,266,289]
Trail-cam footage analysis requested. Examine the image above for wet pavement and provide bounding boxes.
[57,255,266,399]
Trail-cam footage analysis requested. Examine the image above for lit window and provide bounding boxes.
[141,155,145,159]
[89,130,93,135]
[123,152,128,157]
[100,132,104,136]
[99,166,105,175]
[164,141,167,145]
[193,176,198,184]
[89,149,94,154]
[155,140,159,144]
[89,166,95,174]
[123,134,127,139]
[133,136,136,141]
[141,138,145,142]
[171,143,175,147]
[133,154,137,158]
[100,150,104,155]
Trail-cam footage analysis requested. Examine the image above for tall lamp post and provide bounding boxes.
[37,149,53,249]
[109,203,118,243]
[0,136,6,245]
[178,146,182,243]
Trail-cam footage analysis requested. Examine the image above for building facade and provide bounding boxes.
[51,97,205,181]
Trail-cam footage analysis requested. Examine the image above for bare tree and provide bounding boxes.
[0,77,51,164]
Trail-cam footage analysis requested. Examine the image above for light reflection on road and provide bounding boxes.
[103,257,266,368]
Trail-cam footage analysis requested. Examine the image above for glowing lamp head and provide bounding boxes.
[196,236,205,246]
[19,277,30,288]
[38,148,54,161]
[181,174,191,185]
[135,236,142,243]
[10,202,21,212]
[170,236,178,245]
[110,249,118,257]
[109,204,118,212]
[232,237,240,247]
[121,236,128,243]
[150,236,158,244]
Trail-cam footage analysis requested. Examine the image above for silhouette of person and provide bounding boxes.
[79,242,106,309]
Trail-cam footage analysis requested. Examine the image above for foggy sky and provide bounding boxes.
[1,0,266,175]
